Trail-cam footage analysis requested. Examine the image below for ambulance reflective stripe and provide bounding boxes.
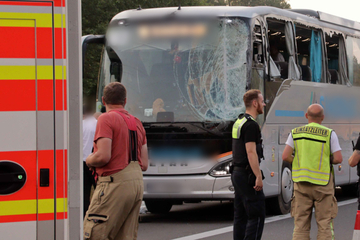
[0,12,65,28]
[291,122,332,185]
[0,66,66,79]
[0,1,67,239]
[0,26,67,59]
[0,0,65,7]
[0,198,67,217]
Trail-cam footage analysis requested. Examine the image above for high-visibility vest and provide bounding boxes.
[232,114,262,165]
[291,122,332,185]
[232,115,256,139]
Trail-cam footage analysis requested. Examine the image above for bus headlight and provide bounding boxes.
[209,159,232,177]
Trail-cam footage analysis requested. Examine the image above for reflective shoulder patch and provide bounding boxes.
[232,117,247,139]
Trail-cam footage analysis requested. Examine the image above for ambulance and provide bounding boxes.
[0,0,82,239]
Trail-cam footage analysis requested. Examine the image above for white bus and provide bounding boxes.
[83,6,360,215]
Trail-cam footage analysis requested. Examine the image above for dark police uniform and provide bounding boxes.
[231,114,265,240]
[354,136,360,210]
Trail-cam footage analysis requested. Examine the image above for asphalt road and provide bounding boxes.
[137,190,358,240]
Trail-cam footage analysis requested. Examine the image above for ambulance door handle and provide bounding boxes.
[0,172,25,183]
[0,161,27,195]
[40,168,50,187]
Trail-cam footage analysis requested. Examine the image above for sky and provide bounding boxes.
[289,0,360,23]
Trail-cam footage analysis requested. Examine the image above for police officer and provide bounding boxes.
[348,136,360,209]
[282,104,342,240]
[231,89,266,240]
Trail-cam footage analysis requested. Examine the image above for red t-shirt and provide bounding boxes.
[93,108,147,176]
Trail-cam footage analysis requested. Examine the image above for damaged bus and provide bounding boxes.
[83,6,360,214]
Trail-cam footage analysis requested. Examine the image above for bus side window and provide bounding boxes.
[267,19,287,80]
[326,33,340,84]
[346,36,360,86]
[295,24,325,83]
[108,47,122,82]
[253,24,263,64]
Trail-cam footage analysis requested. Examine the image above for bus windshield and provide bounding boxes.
[98,18,250,122]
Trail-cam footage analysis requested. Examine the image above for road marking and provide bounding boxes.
[171,198,357,240]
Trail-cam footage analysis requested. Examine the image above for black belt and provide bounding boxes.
[234,166,248,171]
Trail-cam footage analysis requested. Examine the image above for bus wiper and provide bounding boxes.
[121,43,167,52]
[183,122,224,137]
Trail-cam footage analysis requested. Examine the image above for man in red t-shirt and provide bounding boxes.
[84,82,148,240]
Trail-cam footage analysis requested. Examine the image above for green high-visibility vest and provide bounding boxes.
[291,122,332,185]
[232,115,256,139]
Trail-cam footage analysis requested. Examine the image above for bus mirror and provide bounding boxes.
[81,35,105,78]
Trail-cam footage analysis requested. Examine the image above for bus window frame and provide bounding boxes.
[293,22,327,83]
[345,35,360,86]
[251,18,266,126]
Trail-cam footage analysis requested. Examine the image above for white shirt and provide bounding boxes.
[83,116,97,162]
[285,131,341,154]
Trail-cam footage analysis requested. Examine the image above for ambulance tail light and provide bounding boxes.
[209,159,232,177]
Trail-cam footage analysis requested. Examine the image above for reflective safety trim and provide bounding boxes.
[0,199,36,216]
[232,118,247,139]
[319,143,325,170]
[0,198,68,216]
[292,175,329,182]
[0,58,64,66]
[294,140,300,168]
[0,12,66,28]
[0,65,66,80]
[0,58,34,66]
[292,168,330,175]
[0,111,36,151]
[0,221,36,240]
[0,5,64,14]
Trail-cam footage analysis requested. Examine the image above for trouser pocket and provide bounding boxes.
[331,196,338,219]
[83,214,109,240]
[245,198,265,219]
[291,196,296,218]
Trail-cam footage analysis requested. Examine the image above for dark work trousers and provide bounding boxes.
[231,169,265,240]
[83,161,96,217]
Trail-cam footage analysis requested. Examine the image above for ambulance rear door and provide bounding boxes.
[0,1,67,239]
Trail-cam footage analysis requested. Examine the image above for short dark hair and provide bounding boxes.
[243,89,261,108]
[103,82,127,105]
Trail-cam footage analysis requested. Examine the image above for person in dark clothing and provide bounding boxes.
[231,89,266,240]
[348,136,360,209]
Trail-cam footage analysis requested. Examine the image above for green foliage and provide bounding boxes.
[82,0,290,101]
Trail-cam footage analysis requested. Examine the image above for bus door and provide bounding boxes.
[0,1,67,239]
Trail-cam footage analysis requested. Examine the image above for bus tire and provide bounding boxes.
[145,200,173,214]
[268,162,293,215]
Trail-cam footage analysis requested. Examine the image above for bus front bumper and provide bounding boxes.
[143,174,234,200]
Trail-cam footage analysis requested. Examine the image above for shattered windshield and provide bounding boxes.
[99,18,250,122]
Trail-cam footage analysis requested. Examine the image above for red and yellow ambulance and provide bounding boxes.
[0,1,80,239]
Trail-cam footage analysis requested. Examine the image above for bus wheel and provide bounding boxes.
[145,200,173,214]
[268,162,293,215]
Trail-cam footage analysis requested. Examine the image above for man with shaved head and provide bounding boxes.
[282,104,342,240]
